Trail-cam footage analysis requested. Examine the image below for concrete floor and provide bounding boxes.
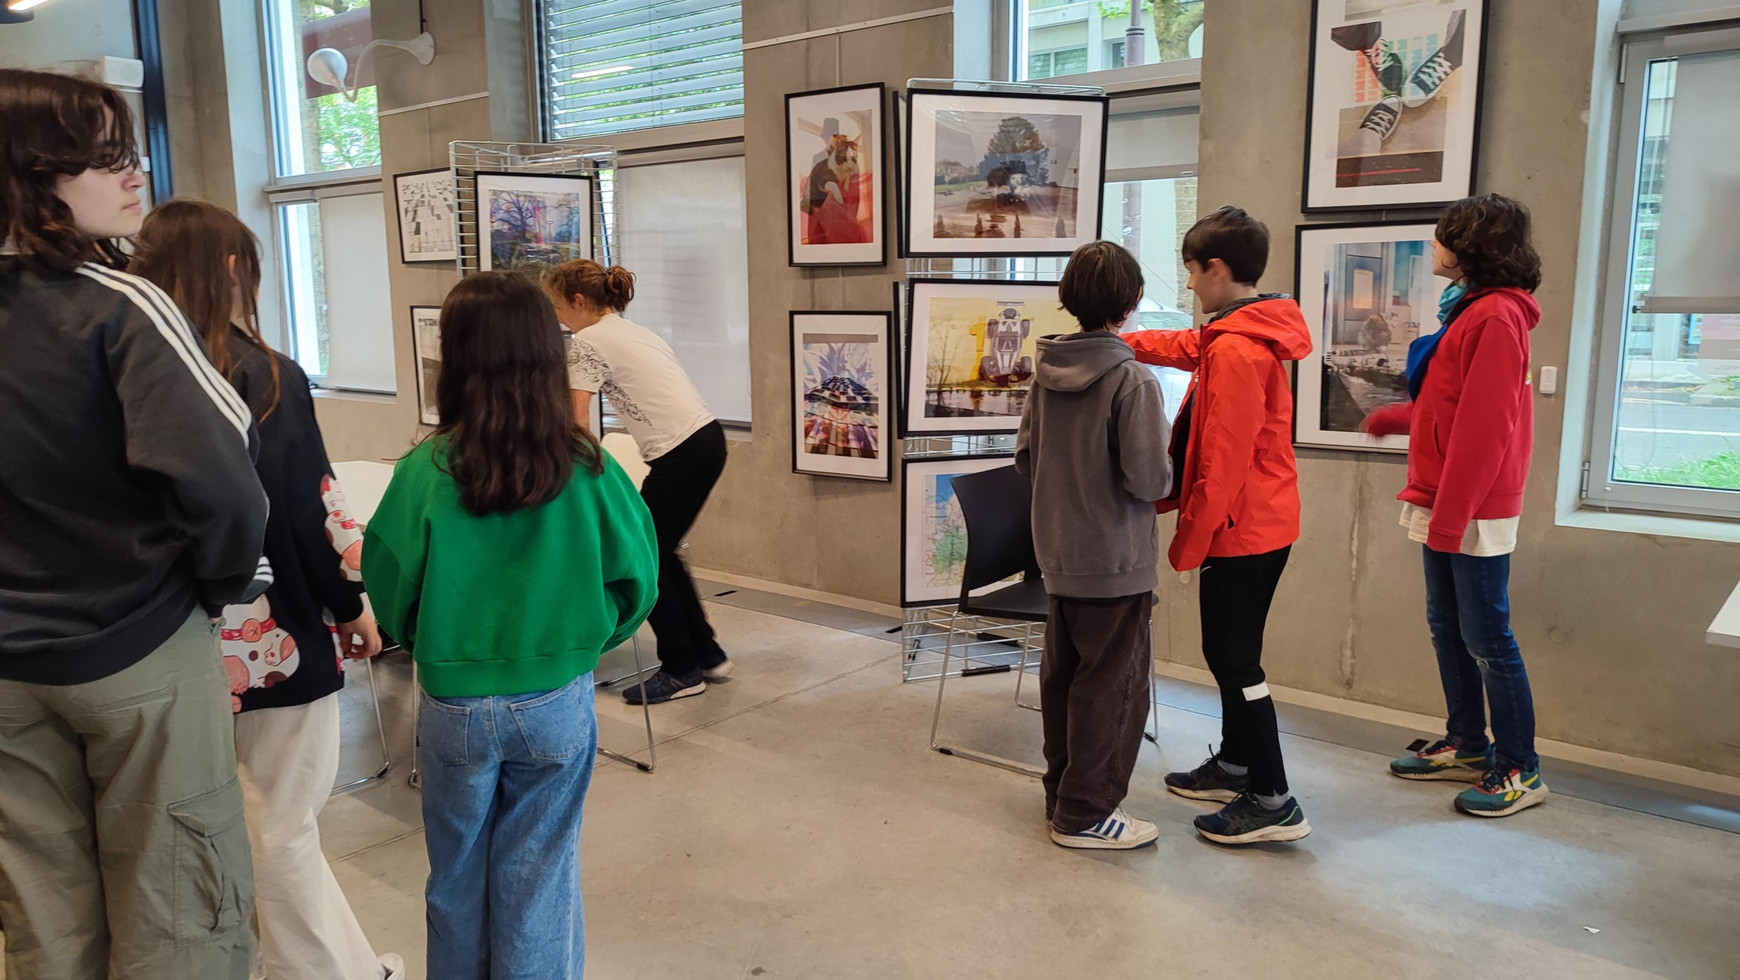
[6,598,1736,979]
[305,600,1740,980]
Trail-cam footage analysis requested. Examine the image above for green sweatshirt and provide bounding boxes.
[361,438,659,698]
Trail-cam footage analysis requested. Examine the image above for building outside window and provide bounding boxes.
[1018,0,1203,81]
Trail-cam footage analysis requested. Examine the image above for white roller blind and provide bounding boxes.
[616,156,751,423]
[1106,106,1199,177]
[319,192,397,392]
[542,0,743,140]
[1644,49,1740,314]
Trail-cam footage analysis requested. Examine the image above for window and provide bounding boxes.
[263,0,381,177]
[539,0,744,141]
[1588,31,1740,517]
[615,155,751,423]
[1017,0,1203,81]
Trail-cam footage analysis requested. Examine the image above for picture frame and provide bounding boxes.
[410,305,442,426]
[785,83,887,267]
[1303,0,1488,211]
[901,278,1072,436]
[474,170,595,280]
[900,454,1018,608]
[789,311,895,482]
[902,88,1109,258]
[393,168,457,264]
[1293,220,1454,452]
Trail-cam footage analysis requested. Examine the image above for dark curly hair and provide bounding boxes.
[0,69,140,274]
[1435,194,1542,293]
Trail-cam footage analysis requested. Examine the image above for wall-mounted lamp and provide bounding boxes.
[306,32,435,103]
[1,0,56,24]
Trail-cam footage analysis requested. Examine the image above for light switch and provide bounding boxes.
[1540,366,1559,395]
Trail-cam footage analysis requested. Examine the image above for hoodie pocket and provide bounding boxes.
[1414,408,1447,488]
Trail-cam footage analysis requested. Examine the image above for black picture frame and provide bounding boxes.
[789,310,896,482]
[1301,0,1490,213]
[898,453,1017,608]
[900,277,1066,438]
[393,168,458,264]
[472,169,596,277]
[785,82,888,268]
[901,87,1110,259]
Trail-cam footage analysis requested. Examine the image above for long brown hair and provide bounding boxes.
[435,272,604,515]
[545,259,635,313]
[133,200,281,420]
[0,69,140,273]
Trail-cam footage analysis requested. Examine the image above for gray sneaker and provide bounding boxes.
[1165,750,1251,803]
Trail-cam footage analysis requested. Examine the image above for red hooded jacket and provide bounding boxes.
[1364,287,1540,553]
[1124,297,1314,571]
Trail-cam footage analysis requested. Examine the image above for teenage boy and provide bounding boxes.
[1123,206,1315,846]
[1016,240,1173,850]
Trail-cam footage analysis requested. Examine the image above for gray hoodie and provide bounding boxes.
[1014,331,1172,598]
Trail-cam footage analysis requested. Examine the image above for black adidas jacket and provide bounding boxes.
[0,260,270,685]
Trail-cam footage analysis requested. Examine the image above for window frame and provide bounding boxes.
[1585,26,1740,520]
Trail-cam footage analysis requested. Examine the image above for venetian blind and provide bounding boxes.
[542,0,744,141]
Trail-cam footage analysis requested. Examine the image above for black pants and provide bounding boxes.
[1199,546,1291,798]
[641,422,728,679]
[1040,593,1153,833]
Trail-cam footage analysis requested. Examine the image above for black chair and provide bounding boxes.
[927,465,1050,777]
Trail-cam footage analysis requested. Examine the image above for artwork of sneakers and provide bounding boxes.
[1389,739,1494,782]
[1364,41,1406,95]
[1455,766,1550,818]
[1359,96,1405,145]
[1405,9,1468,108]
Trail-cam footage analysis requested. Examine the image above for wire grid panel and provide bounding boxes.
[901,607,1045,684]
[450,141,619,279]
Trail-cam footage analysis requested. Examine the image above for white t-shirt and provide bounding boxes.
[566,313,714,461]
[1399,503,1519,557]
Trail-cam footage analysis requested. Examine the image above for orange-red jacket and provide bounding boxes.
[1123,298,1314,571]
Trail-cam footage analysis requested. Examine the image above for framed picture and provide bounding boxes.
[790,311,894,482]
[474,171,595,280]
[786,83,887,267]
[393,168,457,264]
[900,454,1018,607]
[1294,221,1454,451]
[902,89,1109,258]
[411,305,442,426]
[1303,0,1487,211]
[902,278,1073,436]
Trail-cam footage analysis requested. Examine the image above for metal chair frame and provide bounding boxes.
[329,654,392,795]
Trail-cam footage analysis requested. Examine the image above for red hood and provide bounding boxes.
[1467,287,1541,329]
[1203,297,1314,362]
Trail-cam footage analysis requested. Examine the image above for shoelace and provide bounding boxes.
[1477,767,1518,793]
[1359,100,1400,135]
[1413,51,1453,90]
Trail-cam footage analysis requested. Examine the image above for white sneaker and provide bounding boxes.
[380,953,406,979]
[701,657,734,681]
[1049,808,1160,850]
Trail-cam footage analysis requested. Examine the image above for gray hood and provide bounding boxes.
[1034,331,1135,393]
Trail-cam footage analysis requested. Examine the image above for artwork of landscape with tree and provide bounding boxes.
[476,173,594,279]
[930,111,1083,241]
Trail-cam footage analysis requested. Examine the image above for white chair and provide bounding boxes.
[328,461,397,795]
[597,433,658,773]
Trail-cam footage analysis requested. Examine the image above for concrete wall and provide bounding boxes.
[676,1,953,603]
[1180,0,1740,777]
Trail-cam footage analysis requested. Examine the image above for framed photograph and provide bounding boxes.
[900,454,1018,607]
[902,278,1073,436]
[902,89,1109,258]
[411,305,442,426]
[1294,221,1454,451]
[474,171,595,280]
[1303,0,1488,211]
[786,83,886,267]
[790,311,894,482]
[393,168,457,264]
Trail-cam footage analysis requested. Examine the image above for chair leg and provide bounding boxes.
[330,656,392,796]
[930,611,1043,779]
[408,660,421,790]
[1145,657,1160,746]
[1014,621,1040,712]
[598,635,656,773]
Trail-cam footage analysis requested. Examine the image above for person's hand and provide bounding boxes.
[336,610,383,660]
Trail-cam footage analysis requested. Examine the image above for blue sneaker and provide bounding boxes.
[1455,766,1550,818]
[1390,739,1494,782]
[1049,808,1159,850]
[1193,794,1311,846]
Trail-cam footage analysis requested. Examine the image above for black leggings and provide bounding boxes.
[1198,546,1291,797]
[640,422,728,678]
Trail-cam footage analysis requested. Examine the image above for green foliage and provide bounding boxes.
[1630,452,1740,491]
[1093,0,1204,63]
[316,86,382,171]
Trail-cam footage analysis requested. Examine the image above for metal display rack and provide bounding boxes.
[897,78,1107,686]
[449,140,619,278]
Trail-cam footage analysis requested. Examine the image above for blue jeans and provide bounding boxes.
[1421,547,1539,772]
[418,673,597,979]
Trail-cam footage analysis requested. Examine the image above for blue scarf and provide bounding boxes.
[1404,282,1470,400]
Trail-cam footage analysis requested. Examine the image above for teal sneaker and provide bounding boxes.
[1455,766,1550,818]
[1389,739,1493,782]
[1193,793,1312,845]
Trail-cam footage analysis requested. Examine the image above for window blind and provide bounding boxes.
[1642,49,1740,315]
[542,0,743,141]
